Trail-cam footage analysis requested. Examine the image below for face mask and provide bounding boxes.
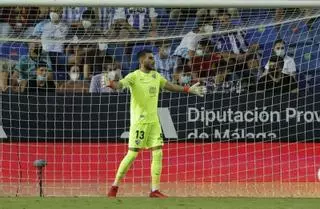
[69,72,80,81]
[49,12,60,22]
[108,71,117,81]
[15,22,23,28]
[180,75,191,84]
[161,47,170,57]
[196,49,204,56]
[37,75,47,81]
[82,20,92,29]
[275,49,285,57]
[203,24,213,33]
[98,43,108,51]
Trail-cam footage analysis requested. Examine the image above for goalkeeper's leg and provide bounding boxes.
[149,146,167,198]
[108,149,139,197]
[148,122,167,198]
[151,147,162,191]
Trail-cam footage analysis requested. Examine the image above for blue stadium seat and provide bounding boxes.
[181,17,197,34]
[245,25,278,66]
[245,25,278,50]
[294,44,320,73]
[307,18,320,44]
[279,21,309,45]
[106,43,126,62]
[0,42,28,61]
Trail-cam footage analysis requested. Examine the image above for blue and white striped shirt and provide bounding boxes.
[62,7,87,23]
[154,53,176,81]
[32,20,50,37]
[124,8,157,31]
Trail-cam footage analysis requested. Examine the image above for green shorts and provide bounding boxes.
[128,122,164,149]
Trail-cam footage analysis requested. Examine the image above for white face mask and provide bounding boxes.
[203,24,213,33]
[180,75,191,84]
[49,12,60,22]
[15,22,23,28]
[37,75,47,81]
[82,20,92,29]
[161,47,170,57]
[98,43,108,51]
[196,49,204,56]
[69,72,80,81]
[108,70,119,81]
[275,49,285,57]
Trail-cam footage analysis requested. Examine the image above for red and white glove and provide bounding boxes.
[184,82,207,97]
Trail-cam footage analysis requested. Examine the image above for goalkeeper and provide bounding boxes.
[106,49,206,198]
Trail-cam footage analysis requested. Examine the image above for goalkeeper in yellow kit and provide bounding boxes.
[106,49,206,198]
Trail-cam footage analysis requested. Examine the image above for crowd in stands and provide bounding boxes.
[0,7,319,94]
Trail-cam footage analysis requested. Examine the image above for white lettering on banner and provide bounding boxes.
[187,129,276,139]
[286,108,320,122]
[189,107,319,125]
[188,107,199,122]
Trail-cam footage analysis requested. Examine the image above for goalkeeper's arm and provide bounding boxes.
[105,80,123,90]
[164,81,206,97]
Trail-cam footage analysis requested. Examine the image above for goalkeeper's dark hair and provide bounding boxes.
[137,49,153,60]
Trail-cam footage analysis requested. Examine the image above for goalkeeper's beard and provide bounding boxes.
[143,63,155,72]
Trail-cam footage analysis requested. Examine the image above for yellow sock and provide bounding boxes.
[151,149,163,191]
[113,150,138,186]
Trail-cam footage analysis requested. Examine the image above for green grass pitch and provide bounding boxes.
[1,197,320,209]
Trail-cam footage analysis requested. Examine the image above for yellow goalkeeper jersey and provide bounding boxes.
[119,69,167,124]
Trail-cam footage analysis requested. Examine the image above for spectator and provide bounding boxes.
[65,43,83,66]
[96,7,128,32]
[17,7,40,37]
[213,9,260,62]
[173,24,210,65]
[41,7,68,79]
[275,8,285,23]
[27,61,56,93]
[263,39,296,76]
[12,40,53,93]
[67,9,105,80]
[0,7,35,38]
[56,65,89,93]
[89,56,122,93]
[0,58,14,92]
[191,39,221,78]
[257,56,297,94]
[172,65,197,86]
[196,9,215,32]
[32,7,50,37]
[154,40,176,81]
[0,7,13,38]
[211,59,238,93]
[238,54,263,92]
[62,6,87,27]
[124,7,158,36]
[68,9,101,39]
[104,12,138,39]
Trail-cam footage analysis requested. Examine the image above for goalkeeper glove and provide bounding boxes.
[184,82,207,97]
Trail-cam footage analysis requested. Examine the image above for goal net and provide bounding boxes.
[1,5,320,197]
